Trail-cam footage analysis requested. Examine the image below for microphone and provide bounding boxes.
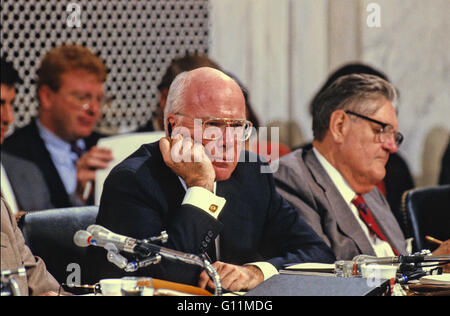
[74,226,155,257]
[73,225,223,296]
[353,254,450,265]
[73,230,94,247]
[75,225,205,267]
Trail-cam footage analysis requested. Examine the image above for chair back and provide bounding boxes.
[401,185,450,252]
[19,206,98,285]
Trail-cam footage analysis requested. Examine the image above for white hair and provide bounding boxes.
[163,71,191,131]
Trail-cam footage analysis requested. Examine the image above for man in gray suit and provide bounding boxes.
[274,74,408,260]
[1,57,53,213]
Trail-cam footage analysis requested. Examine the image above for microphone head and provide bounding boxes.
[74,230,92,247]
[87,224,111,235]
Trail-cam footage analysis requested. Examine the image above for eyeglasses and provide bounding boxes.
[67,92,111,111]
[345,110,404,146]
[173,112,254,141]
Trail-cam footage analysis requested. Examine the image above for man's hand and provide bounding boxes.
[76,146,113,200]
[432,239,450,273]
[39,291,60,296]
[160,135,215,192]
[198,261,264,292]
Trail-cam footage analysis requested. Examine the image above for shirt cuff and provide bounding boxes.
[245,262,279,281]
[182,186,226,220]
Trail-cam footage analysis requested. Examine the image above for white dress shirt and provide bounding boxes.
[0,163,19,214]
[312,147,395,257]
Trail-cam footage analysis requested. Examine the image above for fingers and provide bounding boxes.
[159,135,215,191]
[160,136,173,166]
[198,269,210,289]
[432,239,450,256]
[77,146,113,171]
[76,146,113,187]
[198,261,225,290]
[160,134,190,164]
[198,262,263,292]
[216,264,247,292]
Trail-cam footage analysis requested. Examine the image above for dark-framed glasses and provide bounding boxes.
[345,110,404,146]
[174,113,254,141]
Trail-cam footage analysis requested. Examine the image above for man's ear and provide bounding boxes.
[165,114,177,137]
[159,88,169,110]
[328,110,351,144]
[38,85,54,111]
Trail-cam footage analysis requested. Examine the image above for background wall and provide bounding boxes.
[209,0,450,186]
[1,0,210,133]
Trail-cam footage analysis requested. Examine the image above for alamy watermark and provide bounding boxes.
[66,263,81,285]
[169,120,280,174]
[66,3,81,28]
[366,2,381,28]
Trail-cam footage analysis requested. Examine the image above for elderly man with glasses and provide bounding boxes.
[275,73,409,261]
[92,67,335,292]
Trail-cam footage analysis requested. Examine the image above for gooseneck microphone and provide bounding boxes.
[352,254,450,265]
[74,225,155,257]
[73,225,223,296]
[75,225,206,267]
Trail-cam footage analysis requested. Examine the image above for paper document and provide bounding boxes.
[283,263,335,273]
[419,274,450,285]
[95,131,165,205]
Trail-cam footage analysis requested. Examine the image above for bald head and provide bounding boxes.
[164,67,248,181]
[164,67,245,128]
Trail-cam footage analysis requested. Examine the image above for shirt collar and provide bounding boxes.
[312,146,356,204]
[36,119,85,153]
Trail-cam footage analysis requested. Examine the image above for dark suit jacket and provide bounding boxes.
[91,141,335,286]
[3,119,102,208]
[439,138,450,185]
[383,152,415,236]
[1,152,53,211]
[274,147,407,261]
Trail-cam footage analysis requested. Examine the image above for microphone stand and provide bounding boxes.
[1,267,26,296]
[352,253,450,284]
[102,232,223,296]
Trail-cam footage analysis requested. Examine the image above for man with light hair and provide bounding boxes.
[92,67,334,292]
[3,45,113,207]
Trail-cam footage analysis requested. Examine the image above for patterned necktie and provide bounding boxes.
[352,195,400,256]
[71,142,84,158]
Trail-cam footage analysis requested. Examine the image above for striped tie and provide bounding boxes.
[352,195,399,256]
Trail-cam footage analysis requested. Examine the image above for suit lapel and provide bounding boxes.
[2,155,29,209]
[363,192,406,255]
[215,170,257,262]
[303,149,376,256]
[146,143,185,211]
[28,121,70,207]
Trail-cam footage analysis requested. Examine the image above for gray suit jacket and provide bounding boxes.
[274,147,407,260]
[1,152,53,211]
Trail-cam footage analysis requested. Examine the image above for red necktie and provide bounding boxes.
[352,195,399,256]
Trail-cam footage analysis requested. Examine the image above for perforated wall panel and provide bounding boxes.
[1,0,210,133]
